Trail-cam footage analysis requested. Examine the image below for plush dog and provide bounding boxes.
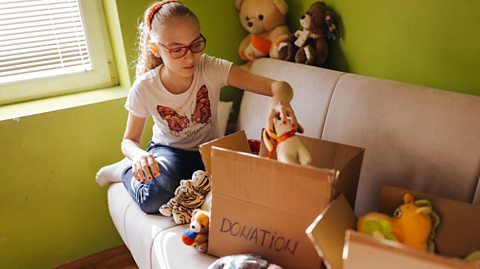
[159,170,210,224]
[182,209,210,253]
[262,116,311,165]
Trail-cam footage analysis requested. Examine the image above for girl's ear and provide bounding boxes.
[148,41,160,57]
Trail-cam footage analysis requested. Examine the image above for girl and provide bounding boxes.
[97,0,298,214]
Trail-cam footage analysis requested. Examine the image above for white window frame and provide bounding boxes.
[0,0,117,106]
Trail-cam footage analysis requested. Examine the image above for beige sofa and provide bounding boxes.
[107,58,480,269]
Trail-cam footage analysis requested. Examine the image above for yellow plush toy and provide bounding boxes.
[357,192,439,252]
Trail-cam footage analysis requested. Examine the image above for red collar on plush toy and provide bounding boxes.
[263,128,297,159]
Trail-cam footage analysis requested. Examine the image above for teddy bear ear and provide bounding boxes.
[235,0,244,11]
[272,0,288,15]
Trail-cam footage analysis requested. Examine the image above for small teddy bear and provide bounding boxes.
[159,170,211,224]
[236,0,290,69]
[182,209,210,253]
[277,1,340,67]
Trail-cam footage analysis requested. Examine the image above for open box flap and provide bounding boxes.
[306,194,357,269]
[344,231,475,269]
[199,131,251,175]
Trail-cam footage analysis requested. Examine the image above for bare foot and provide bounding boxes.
[95,157,132,187]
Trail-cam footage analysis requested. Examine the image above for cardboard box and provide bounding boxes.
[199,131,364,269]
[306,186,480,269]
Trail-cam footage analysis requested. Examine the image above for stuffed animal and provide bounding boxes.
[277,1,340,67]
[182,209,210,253]
[464,251,480,267]
[235,0,290,69]
[262,114,311,165]
[208,254,283,269]
[357,192,440,252]
[159,170,210,224]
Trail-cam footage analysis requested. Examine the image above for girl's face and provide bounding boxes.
[154,16,203,79]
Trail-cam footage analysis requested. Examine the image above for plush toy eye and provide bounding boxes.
[393,208,403,219]
[258,14,264,20]
[246,16,249,21]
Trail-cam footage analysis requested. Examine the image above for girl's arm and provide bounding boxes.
[227,65,297,132]
[121,113,160,182]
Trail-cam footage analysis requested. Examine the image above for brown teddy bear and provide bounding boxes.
[277,1,340,67]
[236,0,290,69]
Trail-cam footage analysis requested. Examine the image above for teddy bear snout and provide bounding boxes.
[247,21,253,28]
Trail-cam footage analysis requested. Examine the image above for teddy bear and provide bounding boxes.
[235,0,290,69]
[159,170,211,224]
[181,209,210,253]
[277,1,340,67]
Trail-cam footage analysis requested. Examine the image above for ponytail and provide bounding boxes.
[135,21,163,79]
[134,1,199,79]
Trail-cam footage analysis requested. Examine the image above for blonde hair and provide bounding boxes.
[135,1,199,78]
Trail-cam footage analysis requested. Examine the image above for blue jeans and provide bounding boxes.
[122,142,205,214]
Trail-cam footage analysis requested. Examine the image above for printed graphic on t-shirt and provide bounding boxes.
[191,85,211,124]
[157,105,191,133]
[156,85,212,135]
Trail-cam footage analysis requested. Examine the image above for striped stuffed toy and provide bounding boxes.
[159,170,211,224]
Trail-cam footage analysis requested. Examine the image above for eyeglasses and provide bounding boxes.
[157,34,207,59]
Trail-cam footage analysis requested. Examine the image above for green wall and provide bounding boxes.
[1,0,479,268]
[0,1,242,268]
[290,0,480,96]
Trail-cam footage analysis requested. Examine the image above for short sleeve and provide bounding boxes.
[202,54,233,88]
[124,81,150,118]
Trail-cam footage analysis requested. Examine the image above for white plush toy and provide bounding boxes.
[262,116,311,165]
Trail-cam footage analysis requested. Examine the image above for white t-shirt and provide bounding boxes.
[125,54,233,151]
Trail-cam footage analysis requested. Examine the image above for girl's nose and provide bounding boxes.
[183,48,195,60]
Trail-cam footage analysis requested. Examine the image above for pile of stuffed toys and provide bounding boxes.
[357,192,480,267]
[236,0,341,70]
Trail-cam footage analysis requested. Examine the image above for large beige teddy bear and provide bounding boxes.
[236,0,289,69]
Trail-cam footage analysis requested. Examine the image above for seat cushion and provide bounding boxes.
[107,183,134,244]
[237,58,344,139]
[124,201,177,269]
[151,225,217,269]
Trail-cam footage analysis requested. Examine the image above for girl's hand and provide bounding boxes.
[267,100,298,132]
[131,151,160,183]
[267,81,298,132]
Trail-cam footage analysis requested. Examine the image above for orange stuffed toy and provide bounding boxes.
[357,192,439,252]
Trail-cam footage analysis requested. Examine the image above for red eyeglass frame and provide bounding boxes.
[157,34,207,59]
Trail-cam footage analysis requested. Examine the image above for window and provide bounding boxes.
[0,0,116,105]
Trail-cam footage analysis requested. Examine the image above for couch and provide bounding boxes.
[106,58,480,269]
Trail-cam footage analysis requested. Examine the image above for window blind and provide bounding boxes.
[0,0,92,84]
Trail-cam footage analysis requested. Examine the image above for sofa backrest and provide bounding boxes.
[240,58,480,216]
[237,58,344,139]
[322,73,480,215]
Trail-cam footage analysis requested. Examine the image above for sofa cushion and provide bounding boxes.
[124,201,177,269]
[151,225,217,269]
[237,58,344,139]
[108,183,134,244]
[322,73,480,215]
